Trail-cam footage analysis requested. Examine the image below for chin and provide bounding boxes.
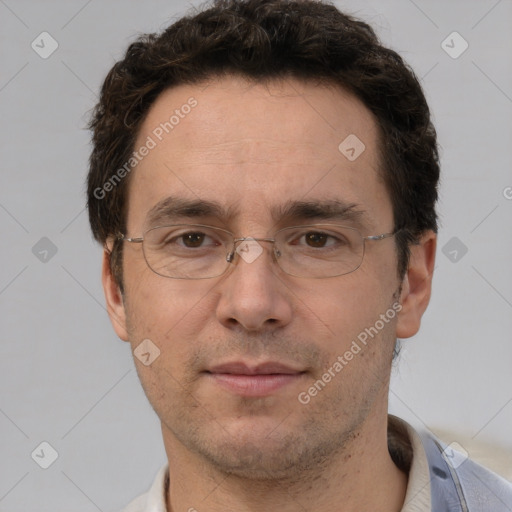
[187,420,342,481]
[203,439,311,480]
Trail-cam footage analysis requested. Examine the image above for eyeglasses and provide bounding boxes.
[117,224,399,279]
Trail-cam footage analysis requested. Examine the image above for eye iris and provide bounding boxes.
[183,233,204,247]
[306,232,327,248]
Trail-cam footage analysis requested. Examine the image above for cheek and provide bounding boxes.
[291,274,400,382]
[292,274,386,335]
[124,270,215,356]
[123,279,214,409]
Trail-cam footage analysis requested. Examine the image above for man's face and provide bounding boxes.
[108,76,407,478]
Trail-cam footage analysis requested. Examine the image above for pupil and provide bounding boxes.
[306,232,327,247]
[183,233,204,247]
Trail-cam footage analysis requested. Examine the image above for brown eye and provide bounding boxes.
[305,232,328,248]
[181,232,205,247]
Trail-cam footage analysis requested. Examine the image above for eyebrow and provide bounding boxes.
[273,199,368,228]
[146,196,370,230]
[146,196,233,226]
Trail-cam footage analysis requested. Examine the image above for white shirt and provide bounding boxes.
[122,416,431,512]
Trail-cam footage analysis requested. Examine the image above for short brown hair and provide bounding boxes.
[87,0,439,289]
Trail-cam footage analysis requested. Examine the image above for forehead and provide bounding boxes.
[127,76,392,232]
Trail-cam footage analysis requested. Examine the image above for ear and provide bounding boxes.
[396,230,436,339]
[101,247,129,341]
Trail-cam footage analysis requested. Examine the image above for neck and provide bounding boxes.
[162,408,408,512]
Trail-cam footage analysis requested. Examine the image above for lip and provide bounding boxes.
[205,361,306,397]
[208,361,303,375]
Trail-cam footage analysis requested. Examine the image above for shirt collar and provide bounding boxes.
[126,415,432,512]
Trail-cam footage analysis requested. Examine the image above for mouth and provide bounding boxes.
[205,361,307,397]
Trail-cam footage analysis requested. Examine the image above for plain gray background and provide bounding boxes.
[1,0,511,510]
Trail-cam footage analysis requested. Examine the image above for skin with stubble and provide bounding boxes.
[102,76,436,512]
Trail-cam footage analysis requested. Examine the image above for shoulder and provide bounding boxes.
[120,465,169,512]
[454,454,512,511]
[419,430,512,511]
[121,493,149,512]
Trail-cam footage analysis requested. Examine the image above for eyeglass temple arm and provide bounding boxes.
[365,233,393,241]
[365,227,405,242]
[117,233,143,243]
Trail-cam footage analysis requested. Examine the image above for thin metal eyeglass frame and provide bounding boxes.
[117,224,400,279]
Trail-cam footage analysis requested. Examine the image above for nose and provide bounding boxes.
[215,239,293,332]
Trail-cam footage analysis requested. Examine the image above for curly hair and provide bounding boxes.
[87,0,439,290]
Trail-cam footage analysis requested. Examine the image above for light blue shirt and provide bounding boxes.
[122,417,512,511]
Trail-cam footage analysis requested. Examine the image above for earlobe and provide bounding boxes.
[395,231,437,339]
[101,248,130,341]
